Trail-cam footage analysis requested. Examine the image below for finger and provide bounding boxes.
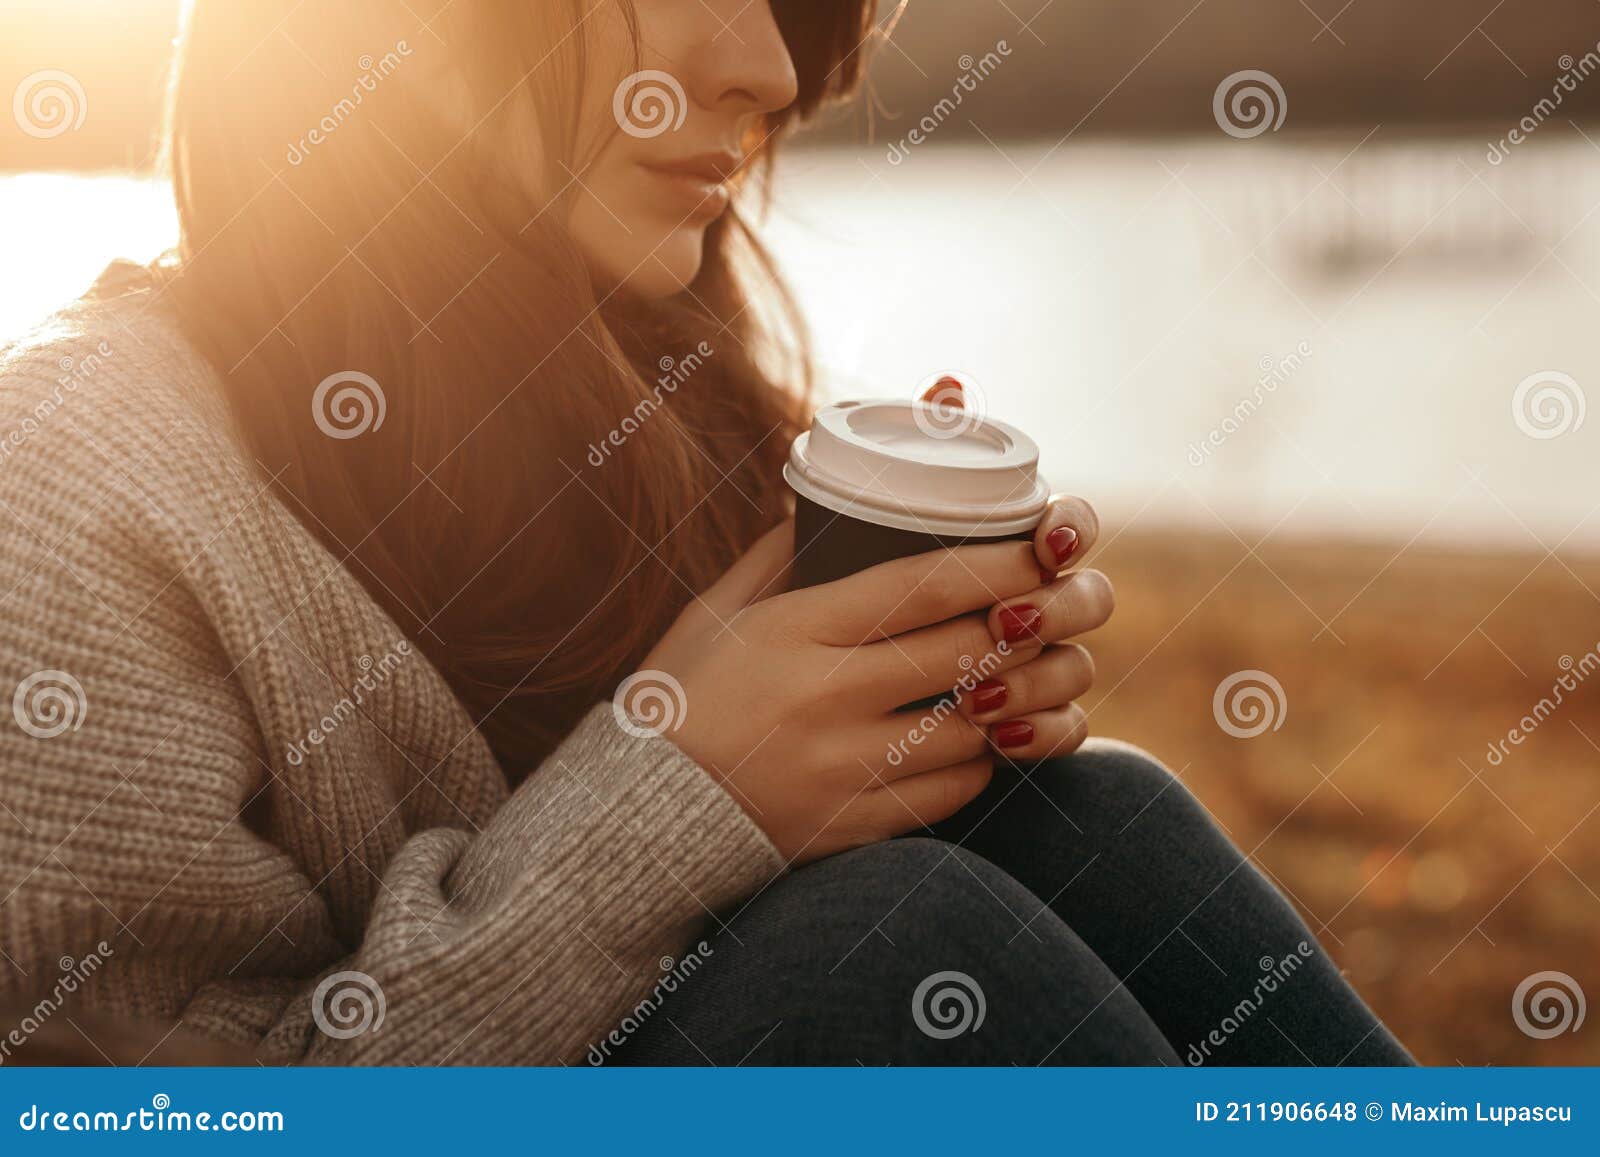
[798,540,1041,646]
[986,568,1115,647]
[1034,495,1100,578]
[960,643,1095,723]
[836,612,1042,708]
[866,754,995,834]
[699,519,795,617]
[920,373,966,408]
[868,701,991,780]
[987,702,1090,762]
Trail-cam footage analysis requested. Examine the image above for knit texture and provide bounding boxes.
[0,274,782,1064]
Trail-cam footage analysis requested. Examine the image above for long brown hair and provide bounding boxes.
[158,1,877,775]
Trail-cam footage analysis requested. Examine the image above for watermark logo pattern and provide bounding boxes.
[912,372,988,440]
[311,970,386,1039]
[12,670,87,739]
[912,970,986,1039]
[312,371,387,440]
[13,70,87,139]
[1212,669,1287,739]
[1213,70,1287,139]
[1512,371,1585,440]
[613,669,688,739]
[612,70,687,139]
[1512,971,1586,1039]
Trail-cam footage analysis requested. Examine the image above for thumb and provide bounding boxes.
[698,519,795,618]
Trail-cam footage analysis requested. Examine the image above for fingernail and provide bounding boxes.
[998,605,1043,643]
[993,721,1034,749]
[971,678,1008,714]
[921,375,964,406]
[1047,526,1079,566]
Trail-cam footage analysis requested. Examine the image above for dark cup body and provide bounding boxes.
[790,492,1033,590]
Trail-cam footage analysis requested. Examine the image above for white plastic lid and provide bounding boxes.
[783,399,1050,536]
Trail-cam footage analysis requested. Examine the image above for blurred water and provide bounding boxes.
[2,135,1596,551]
[767,137,1600,553]
[0,171,176,341]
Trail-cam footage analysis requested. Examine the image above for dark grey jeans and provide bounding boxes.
[606,739,1413,1066]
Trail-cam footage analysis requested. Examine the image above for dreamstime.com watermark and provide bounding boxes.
[911,371,989,440]
[1213,70,1287,139]
[587,341,715,466]
[286,41,414,165]
[0,340,115,469]
[1511,371,1585,440]
[912,970,986,1039]
[1185,941,1315,1065]
[12,70,87,140]
[1512,970,1586,1039]
[612,669,688,740]
[311,970,386,1040]
[16,1095,283,1134]
[1188,341,1313,466]
[1212,669,1287,739]
[11,670,87,739]
[1487,45,1600,164]
[285,641,412,766]
[312,370,387,439]
[885,641,1012,768]
[885,41,1013,164]
[613,70,687,139]
[1483,643,1598,766]
[0,942,113,1065]
[586,942,714,1064]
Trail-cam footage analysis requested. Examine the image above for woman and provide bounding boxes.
[0,0,1409,1065]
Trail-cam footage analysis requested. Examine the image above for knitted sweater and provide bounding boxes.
[0,272,782,1064]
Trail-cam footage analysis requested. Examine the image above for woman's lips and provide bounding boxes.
[639,154,740,220]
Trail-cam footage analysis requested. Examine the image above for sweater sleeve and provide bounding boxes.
[0,334,783,1066]
[0,533,782,1065]
[289,703,783,1064]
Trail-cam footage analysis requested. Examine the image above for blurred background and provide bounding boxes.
[2,0,1596,1063]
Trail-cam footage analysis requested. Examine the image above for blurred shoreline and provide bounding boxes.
[767,137,1599,556]
[5,140,1598,558]
[8,0,1600,169]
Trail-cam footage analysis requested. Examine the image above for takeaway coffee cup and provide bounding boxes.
[784,398,1050,591]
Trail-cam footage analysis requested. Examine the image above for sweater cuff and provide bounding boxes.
[545,700,786,910]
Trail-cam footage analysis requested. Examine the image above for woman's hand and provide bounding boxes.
[956,495,1112,762]
[636,499,1113,870]
[638,521,1057,864]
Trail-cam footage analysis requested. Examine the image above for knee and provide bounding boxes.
[807,837,1027,913]
[681,839,1169,1064]
[767,838,1038,949]
[1064,737,1176,795]
[762,839,1079,998]
[1039,737,1208,834]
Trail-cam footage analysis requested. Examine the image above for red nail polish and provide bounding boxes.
[971,678,1008,714]
[921,375,964,406]
[993,721,1034,749]
[998,605,1043,644]
[1047,526,1078,566]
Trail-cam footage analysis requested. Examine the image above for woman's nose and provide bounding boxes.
[684,1,799,118]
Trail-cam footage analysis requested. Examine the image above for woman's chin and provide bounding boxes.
[586,226,708,300]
